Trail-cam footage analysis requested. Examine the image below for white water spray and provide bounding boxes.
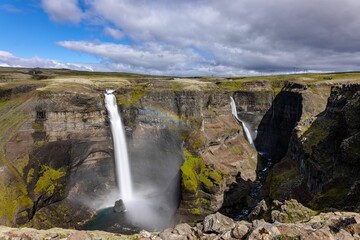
[105,89,133,203]
[230,96,254,146]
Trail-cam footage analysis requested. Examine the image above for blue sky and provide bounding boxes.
[0,0,360,76]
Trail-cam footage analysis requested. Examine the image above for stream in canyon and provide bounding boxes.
[229,96,273,220]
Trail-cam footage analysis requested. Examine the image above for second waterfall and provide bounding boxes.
[105,90,133,204]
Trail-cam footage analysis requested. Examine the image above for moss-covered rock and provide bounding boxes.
[34,165,65,197]
[181,149,224,193]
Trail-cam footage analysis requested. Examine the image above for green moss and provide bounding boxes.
[180,150,199,193]
[301,118,336,154]
[180,149,224,193]
[116,85,146,107]
[309,177,351,210]
[34,165,65,196]
[190,208,201,215]
[195,198,209,205]
[0,153,32,224]
[27,168,34,184]
[266,160,299,200]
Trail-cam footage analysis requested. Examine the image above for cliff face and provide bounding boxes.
[117,82,272,222]
[0,86,113,228]
[266,84,360,211]
[0,77,271,228]
[1,69,358,231]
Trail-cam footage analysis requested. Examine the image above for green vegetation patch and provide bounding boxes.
[266,159,299,200]
[180,149,224,193]
[115,85,147,107]
[309,177,351,210]
[301,118,337,155]
[34,165,65,196]
[0,152,32,224]
[217,80,245,90]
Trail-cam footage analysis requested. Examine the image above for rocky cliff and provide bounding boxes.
[0,70,271,229]
[1,67,360,233]
[266,84,360,212]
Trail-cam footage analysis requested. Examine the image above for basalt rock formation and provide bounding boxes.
[265,84,360,212]
[1,67,360,233]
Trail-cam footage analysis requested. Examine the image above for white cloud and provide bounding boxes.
[103,27,124,40]
[40,0,360,75]
[57,41,203,70]
[42,0,83,23]
[0,50,93,71]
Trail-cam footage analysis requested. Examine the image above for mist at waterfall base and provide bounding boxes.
[83,90,182,233]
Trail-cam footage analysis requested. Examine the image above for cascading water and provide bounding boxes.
[230,96,254,146]
[227,96,274,220]
[104,89,133,203]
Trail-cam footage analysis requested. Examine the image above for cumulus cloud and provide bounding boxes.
[0,50,94,71]
[57,41,204,70]
[43,0,360,75]
[42,0,83,23]
[103,27,124,40]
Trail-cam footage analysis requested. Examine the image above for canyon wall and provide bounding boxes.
[265,84,360,211]
[1,74,359,230]
[0,79,270,228]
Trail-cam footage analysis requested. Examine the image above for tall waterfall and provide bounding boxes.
[105,89,133,203]
[230,97,254,146]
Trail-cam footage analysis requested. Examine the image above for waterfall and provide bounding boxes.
[105,89,133,203]
[230,97,254,146]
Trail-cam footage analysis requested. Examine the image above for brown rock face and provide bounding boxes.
[266,84,360,212]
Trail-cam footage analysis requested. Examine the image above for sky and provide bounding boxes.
[0,0,360,76]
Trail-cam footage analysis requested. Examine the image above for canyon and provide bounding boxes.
[0,67,359,239]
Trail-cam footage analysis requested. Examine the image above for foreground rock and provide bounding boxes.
[150,210,360,240]
[2,201,360,239]
[0,226,133,240]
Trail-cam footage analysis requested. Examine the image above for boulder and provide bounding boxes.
[114,199,125,213]
[248,200,268,221]
[231,222,249,239]
[271,199,316,223]
[203,212,235,234]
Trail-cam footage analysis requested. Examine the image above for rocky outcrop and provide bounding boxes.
[266,84,360,212]
[2,200,360,240]
[0,87,113,227]
[0,225,133,240]
[146,202,360,240]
